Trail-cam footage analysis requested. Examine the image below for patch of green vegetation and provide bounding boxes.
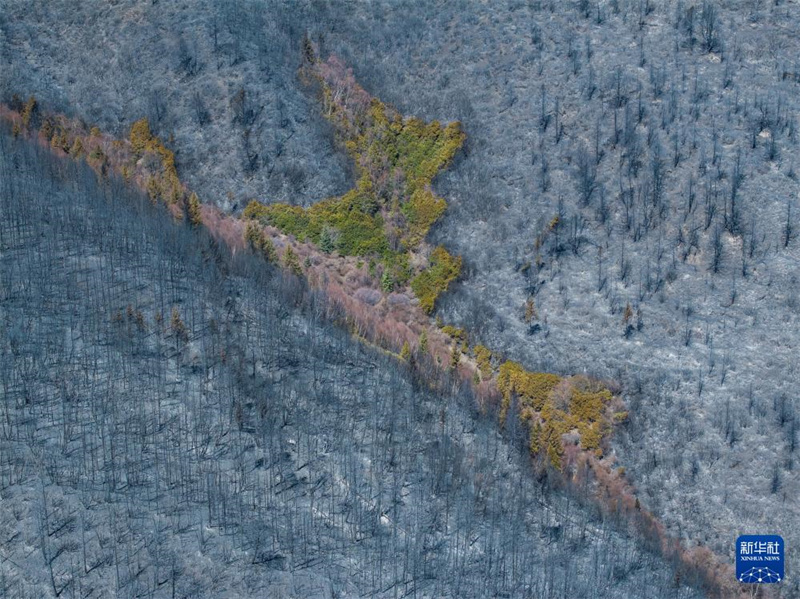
[539,399,571,470]
[497,362,561,422]
[440,325,468,344]
[244,222,277,262]
[474,344,493,380]
[247,202,308,237]
[418,329,428,354]
[69,137,84,159]
[128,118,182,205]
[380,269,394,293]
[577,421,605,452]
[130,118,152,155]
[89,147,105,162]
[400,188,447,248]
[497,362,614,469]
[244,189,388,257]
[613,411,629,423]
[356,104,463,250]
[243,55,465,309]
[411,247,461,313]
[283,246,303,276]
[383,252,413,288]
[450,343,462,370]
[569,379,612,424]
[395,118,464,189]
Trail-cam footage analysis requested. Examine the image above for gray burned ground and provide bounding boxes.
[1,0,799,597]
[0,135,701,598]
[304,2,800,590]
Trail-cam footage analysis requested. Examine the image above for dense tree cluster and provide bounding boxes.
[244,49,465,309]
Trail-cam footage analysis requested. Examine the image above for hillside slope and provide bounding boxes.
[2,0,798,594]
[0,0,351,209]
[0,132,705,598]
[307,3,800,591]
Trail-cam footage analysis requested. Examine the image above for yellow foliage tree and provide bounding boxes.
[130,118,152,155]
[187,192,202,227]
[497,361,561,422]
[410,246,461,313]
[568,376,612,422]
[40,119,53,140]
[578,421,604,452]
[21,96,36,128]
[440,325,467,343]
[146,177,160,204]
[70,137,84,158]
[529,421,542,455]
[474,344,492,379]
[401,188,446,248]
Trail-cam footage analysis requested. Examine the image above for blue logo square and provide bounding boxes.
[736,535,784,584]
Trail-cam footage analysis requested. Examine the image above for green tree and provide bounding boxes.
[418,329,428,354]
[450,344,461,370]
[284,246,303,276]
[410,246,461,313]
[474,344,493,379]
[259,236,277,263]
[319,225,337,253]
[380,269,393,293]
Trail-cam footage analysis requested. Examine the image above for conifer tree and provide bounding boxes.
[21,96,36,128]
[187,192,202,227]
[418,329,428,354]
[70,137,84,158]
[284,246,303,276]
[260,236,277,262]
[450,344,461,370]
